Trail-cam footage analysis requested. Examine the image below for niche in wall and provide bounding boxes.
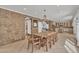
[33,20,38,28]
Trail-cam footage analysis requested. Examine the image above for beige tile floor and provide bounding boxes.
[0,33,70,53]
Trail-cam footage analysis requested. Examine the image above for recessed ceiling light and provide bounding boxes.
[57,5,60,7]
[57,5,61,7]
[23,8,27,10]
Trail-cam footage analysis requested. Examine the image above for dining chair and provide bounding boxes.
[48,35,52,48]
[31,34,41,52]
[54,33,58,42]
[40,36,48,52]
[27,34,32,49]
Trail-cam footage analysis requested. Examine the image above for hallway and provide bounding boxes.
[0,33,70,53]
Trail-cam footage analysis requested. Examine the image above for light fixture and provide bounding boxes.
[57,5,60,7]
[43,9,47,20]
[23,8,27,10]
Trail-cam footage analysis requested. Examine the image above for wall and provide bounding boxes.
[27,19,31,34]
[0,8,25,45]
[38,21,42,33]
[72,10,79,35]
[72,10,79,46]
[38,21,49,33]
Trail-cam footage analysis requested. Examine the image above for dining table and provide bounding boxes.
[27,31,58,52]
[33,31,57,50]
[34,31,57,38]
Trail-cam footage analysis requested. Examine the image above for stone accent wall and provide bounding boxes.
[0,8,25,46]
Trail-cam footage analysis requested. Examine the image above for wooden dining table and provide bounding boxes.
[34,31,57,38]
[33,31,57,50]
[27,31,58,52]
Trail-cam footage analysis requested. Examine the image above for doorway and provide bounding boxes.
[25,17,32,35]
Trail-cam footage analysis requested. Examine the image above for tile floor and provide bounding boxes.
[0,33,70,53]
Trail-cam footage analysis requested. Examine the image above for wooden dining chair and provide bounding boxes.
[31,34,41,52]
[55,33,58,42]
[48,35,52,48]
[48,34,55,48]
[27,34,41,52]
[50,33,58,46]
[40,36,48,52]
[27,34,32,49]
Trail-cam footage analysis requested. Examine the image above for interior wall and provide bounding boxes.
[27,19,31,34]
[73,10,79,35]
[0,8,25,45]
[72,9,79,46]
[38,21,49,33]
[38,21,42,33]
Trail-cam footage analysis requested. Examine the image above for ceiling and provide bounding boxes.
[0,5,79,22]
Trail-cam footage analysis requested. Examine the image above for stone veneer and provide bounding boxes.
[0,8,25,46]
